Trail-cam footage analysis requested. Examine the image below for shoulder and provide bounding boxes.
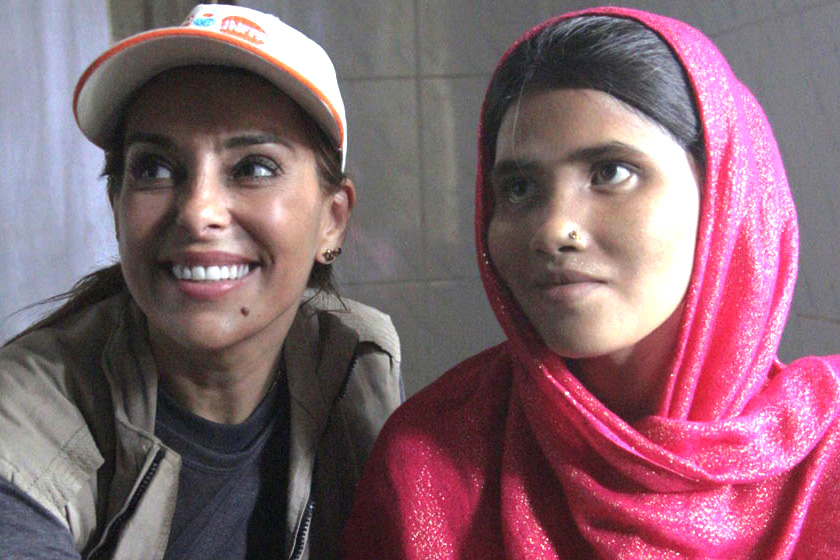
[302,293,403,420]
[301,292,400,362]
[287,293,403,428]
[0,294,127,529]
[341,343,513,554]
[400,342,511,419]
[368,342,512,468]
[2,293,129,368]
[0,294,127,421]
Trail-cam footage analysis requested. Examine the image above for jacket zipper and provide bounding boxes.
[289,498,315,560]
[287,349,359,559]
[86,448,165,560]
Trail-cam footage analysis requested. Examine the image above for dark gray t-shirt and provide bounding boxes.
[0,379,289,559]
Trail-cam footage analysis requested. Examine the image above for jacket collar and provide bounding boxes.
[282,296,360,544]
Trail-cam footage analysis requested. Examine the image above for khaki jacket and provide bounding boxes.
[0,291,401,559]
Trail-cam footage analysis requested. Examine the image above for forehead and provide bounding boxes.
[123,66,310,139]
[494,88,673,161]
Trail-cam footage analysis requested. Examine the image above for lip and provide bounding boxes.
[163,250,257,267]
[160,250,260,301]
[533,269,605,304]
[540,268,601,285]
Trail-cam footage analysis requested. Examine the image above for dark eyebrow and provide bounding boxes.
[566,141,647,162]
[491,141,649,183]
[490,159,540,186]
[223,133,293,150]
[124,132,176,151]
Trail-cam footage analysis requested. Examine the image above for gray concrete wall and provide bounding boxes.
[2,1,838,397]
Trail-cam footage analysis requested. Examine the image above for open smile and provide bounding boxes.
[171,263,253,282]
[163,250,261,283]
[161,251,261,299]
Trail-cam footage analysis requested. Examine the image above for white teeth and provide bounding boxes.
[171,263,251,282]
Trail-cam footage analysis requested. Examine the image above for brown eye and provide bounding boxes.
[233,156,279,179]
[128,154,176,188]
[138,162,172,180]
[503,178,537,204]
[592,162,632,186]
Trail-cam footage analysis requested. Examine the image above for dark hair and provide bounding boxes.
[7,66,347,344]
[483,15,704,171]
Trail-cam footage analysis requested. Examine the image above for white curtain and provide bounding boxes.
[0,0,113,341]
[108,0,201,41]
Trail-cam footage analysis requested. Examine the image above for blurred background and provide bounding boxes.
[2,0,839,396]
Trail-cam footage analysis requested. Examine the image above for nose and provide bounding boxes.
[529,189,586,256]
[175,163,231,237]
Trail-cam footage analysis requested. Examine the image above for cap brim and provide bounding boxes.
[74,28,344,153]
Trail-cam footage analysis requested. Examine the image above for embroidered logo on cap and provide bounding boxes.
[220,16,266,44]
[184,12,216,28]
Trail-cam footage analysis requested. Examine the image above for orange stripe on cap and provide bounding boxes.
[73,27,345,151]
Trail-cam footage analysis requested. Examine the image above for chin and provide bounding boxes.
[149,313,243,351]
[539,326,625,361]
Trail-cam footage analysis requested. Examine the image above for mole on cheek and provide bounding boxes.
[240,307,250,316]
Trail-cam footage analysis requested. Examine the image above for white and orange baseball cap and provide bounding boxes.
[74,3,348,170]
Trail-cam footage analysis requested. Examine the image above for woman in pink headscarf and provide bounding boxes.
[341,7,840,559]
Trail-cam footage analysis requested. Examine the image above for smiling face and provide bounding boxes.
[487,88,700,363]
[111,67,350,355]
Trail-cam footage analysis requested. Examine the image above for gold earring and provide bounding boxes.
[322,247,342,263]
[568,230,582,241]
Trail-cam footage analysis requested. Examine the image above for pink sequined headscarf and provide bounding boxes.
[342,7,840,558]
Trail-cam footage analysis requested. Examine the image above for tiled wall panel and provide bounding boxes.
[335,79,424,284]
[419,77,487,280]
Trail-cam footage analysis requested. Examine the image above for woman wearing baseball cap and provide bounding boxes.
[0,5,401,559]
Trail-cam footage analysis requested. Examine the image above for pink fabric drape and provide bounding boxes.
[342,8,840,558]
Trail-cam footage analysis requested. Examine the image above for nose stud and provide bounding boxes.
[568,230,582,241]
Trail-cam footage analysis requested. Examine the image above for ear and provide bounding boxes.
[316,178,355,263]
